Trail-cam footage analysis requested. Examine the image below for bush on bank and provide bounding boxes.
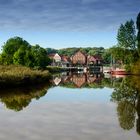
[0,65,51,87]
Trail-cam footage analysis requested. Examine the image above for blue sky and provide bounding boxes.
[0,0,139,49]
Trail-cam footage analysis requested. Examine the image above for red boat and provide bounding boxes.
[111,68,128,75]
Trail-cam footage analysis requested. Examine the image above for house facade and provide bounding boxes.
[48,53,62,66]
[61,56,70,67]
[53,53,61,62]
[49,53,70,67]
[87,55,102,65]
[71,51,87,65]
[48,51,102,67]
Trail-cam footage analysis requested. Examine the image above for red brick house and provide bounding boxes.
[87,55,102,65]
[71,51,87,66]
[61,55,70,67]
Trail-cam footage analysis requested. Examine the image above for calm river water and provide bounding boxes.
[0,72,140,140]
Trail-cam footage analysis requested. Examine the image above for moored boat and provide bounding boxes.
[111,68,128,75]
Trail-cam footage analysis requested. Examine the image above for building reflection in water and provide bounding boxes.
[52,72,103,88]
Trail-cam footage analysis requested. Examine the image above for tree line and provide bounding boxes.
[0,37,52,69]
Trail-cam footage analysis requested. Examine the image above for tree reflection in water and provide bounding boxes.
[0,71,140,136]
[111,76,140,135]
[0,72,106,112]
[0,83,51,111]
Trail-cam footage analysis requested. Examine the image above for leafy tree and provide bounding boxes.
[31,45,52,69]
[0,37,30,64]
[137,12,140,56]
[117,20,137,65]
[13,45,29,65]
[46,48,58,54]
[117,20,136,50]
[102,49,112,64]
[58,47,79,56]
[88,49,97,55]
[0,37,52,69]
[24,50,34,67]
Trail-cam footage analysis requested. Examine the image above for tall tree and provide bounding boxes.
[137,12,140,56]
[117,20,136,50]
[117,20,137,65]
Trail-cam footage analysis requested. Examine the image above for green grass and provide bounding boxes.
[0,65,51,87]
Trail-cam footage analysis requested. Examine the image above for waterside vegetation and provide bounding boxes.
[0,65,51,87]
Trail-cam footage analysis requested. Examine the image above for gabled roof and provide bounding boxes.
[74,50,87,57]
[61,55,70,62]
[88,55,102,61]
[48,53,61,59]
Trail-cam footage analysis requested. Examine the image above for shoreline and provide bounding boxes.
[0,65,52,88]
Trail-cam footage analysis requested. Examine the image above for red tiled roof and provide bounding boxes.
[61,55,70,62]
[88,55,102,61]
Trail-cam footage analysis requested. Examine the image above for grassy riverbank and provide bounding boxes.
[0,65,51,87]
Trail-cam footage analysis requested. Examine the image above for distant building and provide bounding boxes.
[53,53,61,62]
[87,55,102,65]
[61,55,70,68]
[71,51,87,65]
[48,53,62,66]
[48,53,71,67]
[48,51,102,67]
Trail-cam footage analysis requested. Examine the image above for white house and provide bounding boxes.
[54,53,61,62]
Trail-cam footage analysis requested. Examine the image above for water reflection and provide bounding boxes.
[0,83,50,111]
[0,72,117,112]
[111,76,140,135]
[52,72,104,88]
[0,72,140,138]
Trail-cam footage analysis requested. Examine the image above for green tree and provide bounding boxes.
[13,45,29,65]
[0,37,52,69]
[13,45,33,67]
[117,20,137,65]
[46,48,58,54]
[117,20,136,50]
[0,37,30,64]
[137,12,140,56]
[31,45,52,69]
